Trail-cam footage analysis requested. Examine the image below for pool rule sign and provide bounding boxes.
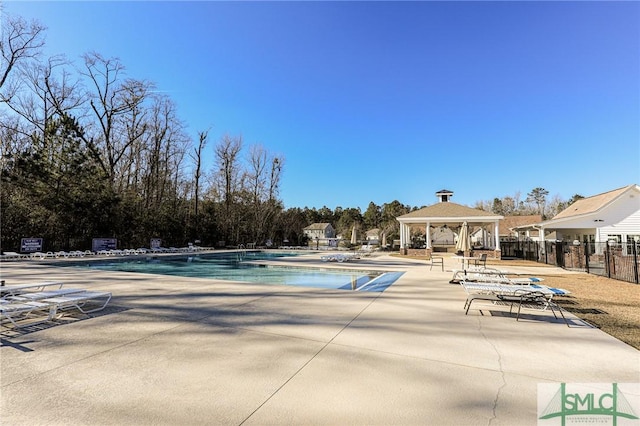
[21,238,43,253]
[92,238,118,252]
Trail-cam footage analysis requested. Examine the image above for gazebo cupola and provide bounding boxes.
[436,189,454,203]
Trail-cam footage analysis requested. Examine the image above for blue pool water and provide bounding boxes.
[75,251,402,292]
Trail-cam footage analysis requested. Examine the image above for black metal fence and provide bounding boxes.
[501,240,640,284]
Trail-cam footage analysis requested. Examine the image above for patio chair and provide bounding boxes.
[474,254,487,268]
[428,256,444,271]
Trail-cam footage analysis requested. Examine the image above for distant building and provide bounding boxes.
[365,228,380,244]
[500,215,543,241]
[303,223,336,240]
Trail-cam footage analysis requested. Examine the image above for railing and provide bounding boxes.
[501,241,639,284]
[237,244,246,262]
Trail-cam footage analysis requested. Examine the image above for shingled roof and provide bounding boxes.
[303,222,332,230]
[499,215,542,236]
[551,185,637,220]
[398,202,500,219]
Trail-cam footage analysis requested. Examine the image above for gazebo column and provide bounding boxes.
[493,220,501,258]
[481,225,488,248]
[425,221,433,258]
[400,223,411,253]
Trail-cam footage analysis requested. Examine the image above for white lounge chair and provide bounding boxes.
[8,288,88,302]
[1,251,26,260]
[464,288,569,326]
[0,281,65,298]
[321,253,356,262]
[41,291,112,315]
[0,300,54,328]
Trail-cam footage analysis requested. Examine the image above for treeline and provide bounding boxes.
[474,187,584,221]
[0,13,413,252]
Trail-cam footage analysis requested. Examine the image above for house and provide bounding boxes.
[303,223,336,240]
[365,228,380,244]
[513,184,640,250]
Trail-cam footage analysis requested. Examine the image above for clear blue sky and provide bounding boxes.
[5,1,639,210]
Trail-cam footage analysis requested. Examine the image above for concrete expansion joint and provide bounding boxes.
[239,291,385,425]
[476,317,507,426]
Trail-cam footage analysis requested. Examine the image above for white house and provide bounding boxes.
[514,184,640,252]
[365,228,380,244]
[303,223,336,240]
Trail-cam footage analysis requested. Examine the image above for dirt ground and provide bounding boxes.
[487,259,640,350]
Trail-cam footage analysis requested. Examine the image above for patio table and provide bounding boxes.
[451,255,481,269]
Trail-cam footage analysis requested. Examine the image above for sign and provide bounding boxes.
[538,383,639,425]
[92,238,117,252]
[150,238,162,249]
[21,238,43,253]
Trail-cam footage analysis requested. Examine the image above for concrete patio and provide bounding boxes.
[1,253,638,425]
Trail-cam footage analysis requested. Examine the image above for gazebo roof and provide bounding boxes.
[397,202,503,225]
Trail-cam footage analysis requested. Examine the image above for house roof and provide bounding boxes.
[366,228,380,237]
[551,184,638,220]
[398,202,501,220]
[511,184,640,231]
[499,215,542,235]
[304,222,332,230]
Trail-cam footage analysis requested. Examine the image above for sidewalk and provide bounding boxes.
[1,254,638,425]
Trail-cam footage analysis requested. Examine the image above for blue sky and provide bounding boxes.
[5,1,639,210]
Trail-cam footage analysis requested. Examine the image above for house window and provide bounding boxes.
[607,234,622,245]
[626,235,640,255]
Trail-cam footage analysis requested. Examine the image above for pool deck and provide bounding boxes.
[1,252,638,425]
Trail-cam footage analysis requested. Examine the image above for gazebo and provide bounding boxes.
[396,190,504,258]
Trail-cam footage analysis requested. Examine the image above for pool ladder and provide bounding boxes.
[237,244,246,262]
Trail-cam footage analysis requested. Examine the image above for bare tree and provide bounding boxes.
[81,52,152,184]
[192,130,208,238]
[2,56,83,140]
[0,13,45,93]
[213,134,243,242]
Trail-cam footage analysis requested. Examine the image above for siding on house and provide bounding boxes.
[598,209,640,241]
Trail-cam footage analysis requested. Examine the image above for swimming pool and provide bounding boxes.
[75,251,403,292]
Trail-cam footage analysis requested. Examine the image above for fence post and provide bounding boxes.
[633,241,639,284]
[544,241,548,265]
[605,241,611,278]
[584,241,590,274]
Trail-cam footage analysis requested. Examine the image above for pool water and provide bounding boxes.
[77,251,403,292]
